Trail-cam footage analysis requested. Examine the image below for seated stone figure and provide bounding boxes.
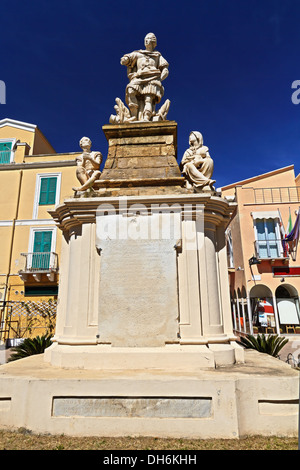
[72,137,102,192]
[180,131,216,191]
[120,32,169,122]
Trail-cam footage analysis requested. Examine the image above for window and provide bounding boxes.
[0,139,16,164]
[33,173,61,219]
[32,231,53,269]
[39,177,57,205]
[256,218,278,258]
[253,215,284,259]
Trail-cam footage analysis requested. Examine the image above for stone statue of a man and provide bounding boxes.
[120,33,169,122]
[72,137,102,192]
[180,131,216,191]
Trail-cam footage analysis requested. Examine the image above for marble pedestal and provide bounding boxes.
[45,191,243,369]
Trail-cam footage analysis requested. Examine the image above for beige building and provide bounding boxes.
[0,118,80,342]
[221,165,300,338]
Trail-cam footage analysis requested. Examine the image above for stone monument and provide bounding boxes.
[45,29,239,365]
[0,34,298,439]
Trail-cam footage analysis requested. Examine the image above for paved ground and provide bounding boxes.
[0,348,298,381]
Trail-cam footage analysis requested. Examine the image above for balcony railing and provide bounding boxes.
[0,150,11,164]
[253,187,300,204]
[254,240,289,260]
[20,252,59,272]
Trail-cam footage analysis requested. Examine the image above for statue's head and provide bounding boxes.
[79,136,92,150]
[189,131,203,148]
[144,33,157,51]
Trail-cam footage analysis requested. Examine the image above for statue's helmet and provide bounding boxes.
[144,32,157,47]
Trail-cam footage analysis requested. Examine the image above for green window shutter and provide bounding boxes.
[0,141,12,164]
[33,231,43,253]
[33,231,52,253]
[0,142,12,151]
[47,177,57,204]
[39,177,57,205]
[39,178,48,205]
[42,231,52,252]
[32,231,53,270]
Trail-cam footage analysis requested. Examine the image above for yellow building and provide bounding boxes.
[0,118,80,343]
[221,165,300,339]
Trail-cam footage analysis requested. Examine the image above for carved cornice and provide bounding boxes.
[49,193,236,233]
[102,120,177,140]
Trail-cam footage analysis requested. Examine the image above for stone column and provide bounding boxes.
[178,217,202,341]
[216,224,236,338]
[200,221,223,338]
[52,230,70,339]
[178,204,235,344]
[54,223,99,345]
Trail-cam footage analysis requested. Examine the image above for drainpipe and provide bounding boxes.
[1,170,23,341]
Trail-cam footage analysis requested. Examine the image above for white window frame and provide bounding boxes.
[32,172,61,220]
[27,226,57,269]
[253,217,283,259]
[0,138,17,163]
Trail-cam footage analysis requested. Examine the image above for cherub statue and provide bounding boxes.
[113,33,170,122]
[180,131,216,191]
[72,137,102,192]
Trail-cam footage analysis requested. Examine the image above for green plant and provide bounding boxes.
[7,334,53,362]
[237,333,288,358]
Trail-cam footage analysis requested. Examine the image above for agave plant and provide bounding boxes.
[7,334,53,362]
[237,333,288,358]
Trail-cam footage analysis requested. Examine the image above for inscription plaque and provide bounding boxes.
[96,213,180,347]
[52,396,212,418]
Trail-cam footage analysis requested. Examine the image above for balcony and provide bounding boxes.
[254,240,289,262]
[18,252,59,282]
[253,186,300,204]
[0,150,11,164]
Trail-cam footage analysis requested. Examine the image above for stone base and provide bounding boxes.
[0,350,298,438]
[44,341,243,370]
[96,121,186,197]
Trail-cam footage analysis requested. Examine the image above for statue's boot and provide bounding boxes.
[129,103,138,120]
[142,109,153,121]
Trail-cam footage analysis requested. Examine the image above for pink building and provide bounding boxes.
[221,165,300,339]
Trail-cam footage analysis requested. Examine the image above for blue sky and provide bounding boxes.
[1,0,300,188]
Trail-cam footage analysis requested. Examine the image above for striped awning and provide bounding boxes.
[251,211,279,220]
